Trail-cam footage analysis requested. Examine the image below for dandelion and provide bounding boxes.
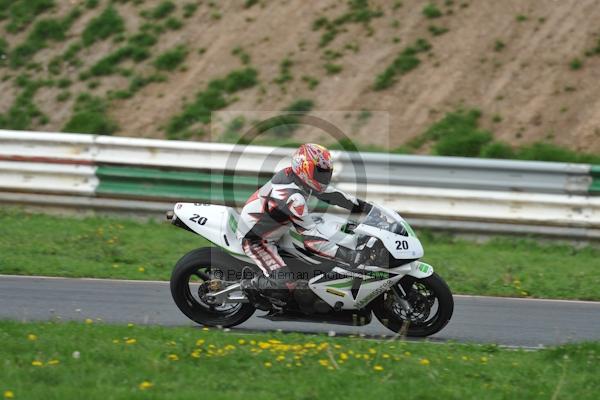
[27,334,37,341]
[480,356,488,363]
[250,340,257,345]
[264,361,272,368]
[318,359,329,367]
[202,327,209,331]
[258,342,271,349]
[383,353,390,359]
[127,323,135,327]
[419,358,430,366]
[84,318,93,324]
[340,353,349,360]
[196,339,205,346]
[3,390,14,399]
[47,360,60,366]
[32,360,43,367]
[404,351,411,356]
[191,350,201,358]
[461,356,469,361]
[138,381,153,390]
[112,339,120,344]
[138,267,145,273]
[373,365,384,372]
[167,341,177,346]
[238,339,246,345]
[125,338,137,345]
[276,355,285,362]
[224,345,235,351]
[368,348,377,354]
[168,354,179,361]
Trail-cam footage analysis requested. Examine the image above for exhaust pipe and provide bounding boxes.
[166,210,174,220]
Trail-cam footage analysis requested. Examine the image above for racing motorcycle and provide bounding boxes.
[166,202,453,337]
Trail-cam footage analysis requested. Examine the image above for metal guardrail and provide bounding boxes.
[1,129,599,239]
[0,130,595,195]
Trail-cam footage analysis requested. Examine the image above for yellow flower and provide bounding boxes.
[3,390,15,399]
[318,359,329,367]
[419,358,430,366]
[363,354,371,360]
[112,339,119,344]
[168,354,179,361]
[125,338,137,345]
[127,323,135,327]
[258,342,271,349]
[224,345,236,351]
[264,362,272,368]
[195,339,205,346]
[138,381,153,390]
[138,267,145,273]
[480,356,488,363]
[276,355,285,362]
[373,365,384,372]
[404,351,411,356]
[27,334,37,341]
[202,327,209,331]
[368,348,377,354]
[47,359,60,366]
[238,339,246,345]
[461,356,469,361]
[339,353,349,360]
[383,353,390,359]
[250,340,256,345]
[84,318,93,324]
[31,360,43,367]
[191,350,201,358]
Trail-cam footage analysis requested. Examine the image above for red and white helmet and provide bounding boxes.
[291,143,333,193]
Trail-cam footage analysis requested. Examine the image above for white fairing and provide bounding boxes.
[354,224,424,259]
[173,203,246,257]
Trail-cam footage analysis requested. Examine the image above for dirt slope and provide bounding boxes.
[1,0,600,153]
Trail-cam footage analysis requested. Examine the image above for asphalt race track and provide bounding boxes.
[1,275,599,348]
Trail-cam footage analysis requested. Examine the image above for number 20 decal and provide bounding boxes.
[189,214,208,225]
[395,240,409,250]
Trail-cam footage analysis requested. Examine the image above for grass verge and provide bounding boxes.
[0,209,599,300]
[0,321,598,399]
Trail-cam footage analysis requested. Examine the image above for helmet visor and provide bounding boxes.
[314,166,332,187]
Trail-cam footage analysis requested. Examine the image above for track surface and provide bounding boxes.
[2,275,599,347]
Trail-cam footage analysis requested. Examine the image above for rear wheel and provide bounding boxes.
[170,247,255,327]
[372,273,453,337]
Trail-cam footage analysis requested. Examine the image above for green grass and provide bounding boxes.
[408,108,600,163]
[88,32,158,76]
[10,9,81,68]
[166,67,258,139]
[81,5,125,47]
[422,3,442,19]
[143,0,176,20]
[0,74,48,130]
[313,0,383,48]
[153,46,188,71]
[1,209,599,300]
[62,93,118,134]
[1,320,599,399]
[0,0,55,33]
[373,38,431,90]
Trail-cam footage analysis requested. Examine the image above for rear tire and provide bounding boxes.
[170,247,255,327]
[372,273,453,337]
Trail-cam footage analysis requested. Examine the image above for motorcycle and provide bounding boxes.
[166,202,453,337]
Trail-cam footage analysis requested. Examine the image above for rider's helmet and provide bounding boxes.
[291,143,333,193]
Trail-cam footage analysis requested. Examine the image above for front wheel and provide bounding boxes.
[170,247,255,327]
[372,272,453,337]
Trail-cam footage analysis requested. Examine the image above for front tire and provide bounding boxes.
[170,247,255,327]
[372,273,453,337]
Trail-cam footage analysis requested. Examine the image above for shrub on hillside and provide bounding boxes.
[63,93,118,135]
[2,0,55,33]
[153,46,188,71]
[422,4,442,19]
[82,6,125,46]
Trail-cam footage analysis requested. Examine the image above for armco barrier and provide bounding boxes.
[1,129,600,239]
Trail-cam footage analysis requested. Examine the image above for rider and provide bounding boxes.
[236,143,371,307]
